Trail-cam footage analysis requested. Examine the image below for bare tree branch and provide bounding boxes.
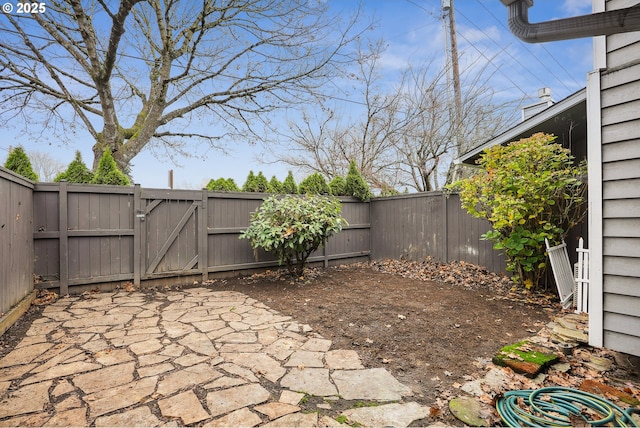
[269,41,518,192]
[0,0,365,172]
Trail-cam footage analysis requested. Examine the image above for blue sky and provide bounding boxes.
[1,0,593,189]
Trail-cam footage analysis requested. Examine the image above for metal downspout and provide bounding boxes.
[501,0,640,43]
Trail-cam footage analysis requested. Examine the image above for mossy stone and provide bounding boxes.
[492,340,559,377]
[449,396,488,427]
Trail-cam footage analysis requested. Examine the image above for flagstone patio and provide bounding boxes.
[0,288,430,427]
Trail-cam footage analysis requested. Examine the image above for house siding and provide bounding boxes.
[599,0,640,356]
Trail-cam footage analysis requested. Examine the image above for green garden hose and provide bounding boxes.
[496,386,639,427]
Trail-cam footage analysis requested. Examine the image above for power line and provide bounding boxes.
[473,0,581,90]
[405,0,530,97]
[454,6,557,91]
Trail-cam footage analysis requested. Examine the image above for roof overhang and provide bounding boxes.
[456,87,587,166]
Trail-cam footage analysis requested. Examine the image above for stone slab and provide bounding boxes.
[325,349,364,370]
[254,402,300,420]
[342,402,429,428]
[0,380,52,418]
[85,376,158,417]
[206,383,271,418]
[332,368,412,400]
[262,412,318,427]
[158,390,210,425]
[203,407,262,428]
[94,406,161,427]
[280,367,338,396]
[449,396,488,427]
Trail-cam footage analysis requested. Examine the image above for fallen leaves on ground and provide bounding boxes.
[32,289,58,305]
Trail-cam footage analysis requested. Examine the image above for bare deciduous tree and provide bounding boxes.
[28,150,65,182]
[0,0,363,171]
[273,41,404,189]
[271,41,518,192]
[394,62,517,192]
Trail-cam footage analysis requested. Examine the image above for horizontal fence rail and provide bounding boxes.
[32,184,371,293]
[26,182,522,295]
[369,192,506,273]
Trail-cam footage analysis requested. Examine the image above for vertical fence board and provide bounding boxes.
[0,168,34,314]
[199,190,208,281]
[58,182,69,295]
[31,185,513,293]
[370,192,506,272]
[133,185,141,286]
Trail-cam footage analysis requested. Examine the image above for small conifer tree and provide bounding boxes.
[299,172,330,195]
[54,151,93,183]
[92,148,130,185]
[282,171,298,194]
[242,171,257,192]
[224,178,240,191]
[254,171,270,192]
[207,177,240,191]
[329,176,347,196]
[269,175,283,193]
[4,146,38,181]
[345,160,371,201]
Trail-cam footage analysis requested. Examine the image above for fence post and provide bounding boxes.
[58,181,69,295]
[442,193,449,263]
[133,184,141,287]
[200,189,209,282]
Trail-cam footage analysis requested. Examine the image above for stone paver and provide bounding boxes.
[0,288,423,427]
[206,383,271,417]
[204,408,262,427]
[280,367,338,396]
[324,349,364,369]
[158,390,210,424]
[342,402,430,428]
[94,406,161,427]
[332,368,413,400]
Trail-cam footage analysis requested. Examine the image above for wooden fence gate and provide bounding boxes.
[136,189,207,284]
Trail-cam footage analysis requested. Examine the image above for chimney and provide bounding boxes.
[521,87,555,121]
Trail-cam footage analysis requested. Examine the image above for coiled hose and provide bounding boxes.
[496,386,640,427]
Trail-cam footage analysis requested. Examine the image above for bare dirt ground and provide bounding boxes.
[210,259,558,424]
[3,259,638,426]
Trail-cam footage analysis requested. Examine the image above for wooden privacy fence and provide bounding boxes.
[33,183,370,294]
[0,168,34,317]
[370,192,506,273]
[26,182,510,295]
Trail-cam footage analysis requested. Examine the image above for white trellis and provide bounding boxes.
[574,237,589,314]
[545,239,575,310]
[546,238,590,313]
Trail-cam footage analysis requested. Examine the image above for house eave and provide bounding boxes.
[456,87,587,165]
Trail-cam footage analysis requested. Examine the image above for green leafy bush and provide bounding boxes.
[448,133,587,289]
[240,195,347,276]
[299,172,330,195]
[329,176,347,196]
[282,171,298,194]
[4,146,38,181]
[206,177,239,192]
[54,151,93,183]
[92,148,130,185]
[345,160,371,201]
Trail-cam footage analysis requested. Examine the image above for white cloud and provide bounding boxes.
[562,0,592,16]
